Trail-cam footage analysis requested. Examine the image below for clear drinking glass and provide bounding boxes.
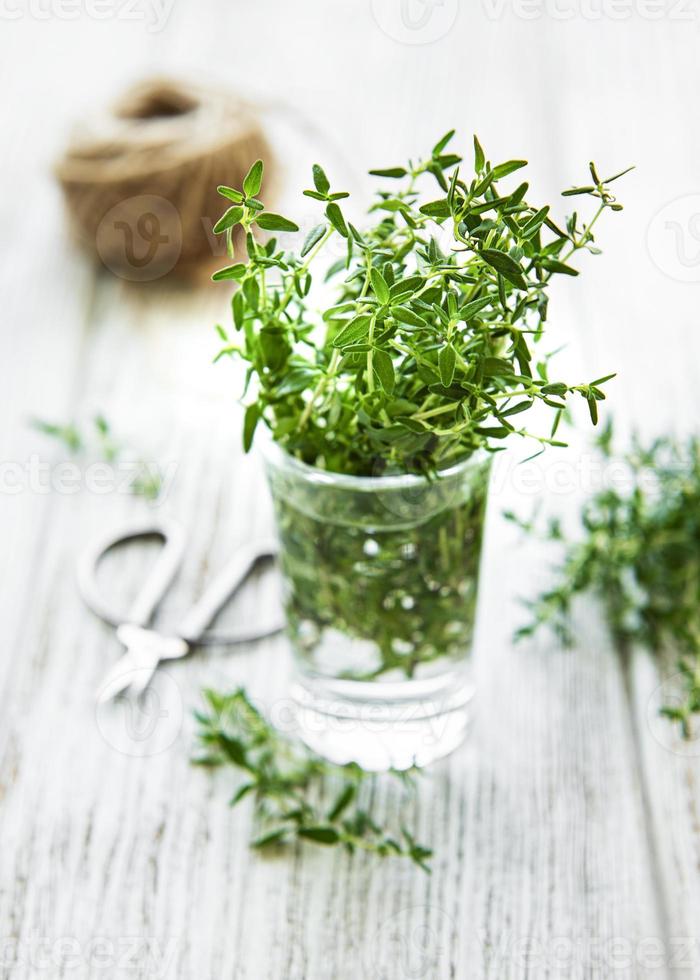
[264,443,491,771]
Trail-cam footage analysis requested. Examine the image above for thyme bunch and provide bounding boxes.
[213,134,630,475]
[193,688,432,870]
[515,426,700,736]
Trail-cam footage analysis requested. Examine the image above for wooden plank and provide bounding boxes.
[2,2,700,977]
[624,323,700,976]
[0,423,668,979]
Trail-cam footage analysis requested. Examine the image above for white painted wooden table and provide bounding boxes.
[2,2,700,977]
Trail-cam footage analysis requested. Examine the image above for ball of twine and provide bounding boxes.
[55,78,274,282]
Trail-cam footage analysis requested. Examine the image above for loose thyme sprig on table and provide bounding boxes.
[193,688,432,870]
[514,425,700,737]
[30,414,163,500]
[213,134,630,475]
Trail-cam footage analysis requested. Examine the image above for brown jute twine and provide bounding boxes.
[55,78,274,282]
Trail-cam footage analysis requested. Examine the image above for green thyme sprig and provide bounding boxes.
[30,414,162,500]
[213,134,630,476]
[31,417,84,454]
[193,688,432,870]
[514,425,700,737]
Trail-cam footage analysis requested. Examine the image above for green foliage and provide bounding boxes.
[269,455,490,680]
[31,414,162,500]
[30,417,83,454]
[213,141,629,476]
[515,425,700,737]
[193,688,432,870]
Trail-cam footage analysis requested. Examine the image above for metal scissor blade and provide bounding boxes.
[118,626,188,696]
[126,663,159,699]
[96,652,139,704]
[96,625,189,703]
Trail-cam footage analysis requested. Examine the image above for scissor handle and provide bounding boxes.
[177,536,279,643]
[76,517,187,629]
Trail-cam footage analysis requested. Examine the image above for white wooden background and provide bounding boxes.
[2,2,700,977]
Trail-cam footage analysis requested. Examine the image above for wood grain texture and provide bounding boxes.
[1,2,699,978]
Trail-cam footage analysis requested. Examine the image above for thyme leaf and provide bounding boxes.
[212,134,630,477]
[30,414,163,500]
[515,425,700,738]
[193,688,432,870]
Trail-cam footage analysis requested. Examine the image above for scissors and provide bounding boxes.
[77,516,283,703]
